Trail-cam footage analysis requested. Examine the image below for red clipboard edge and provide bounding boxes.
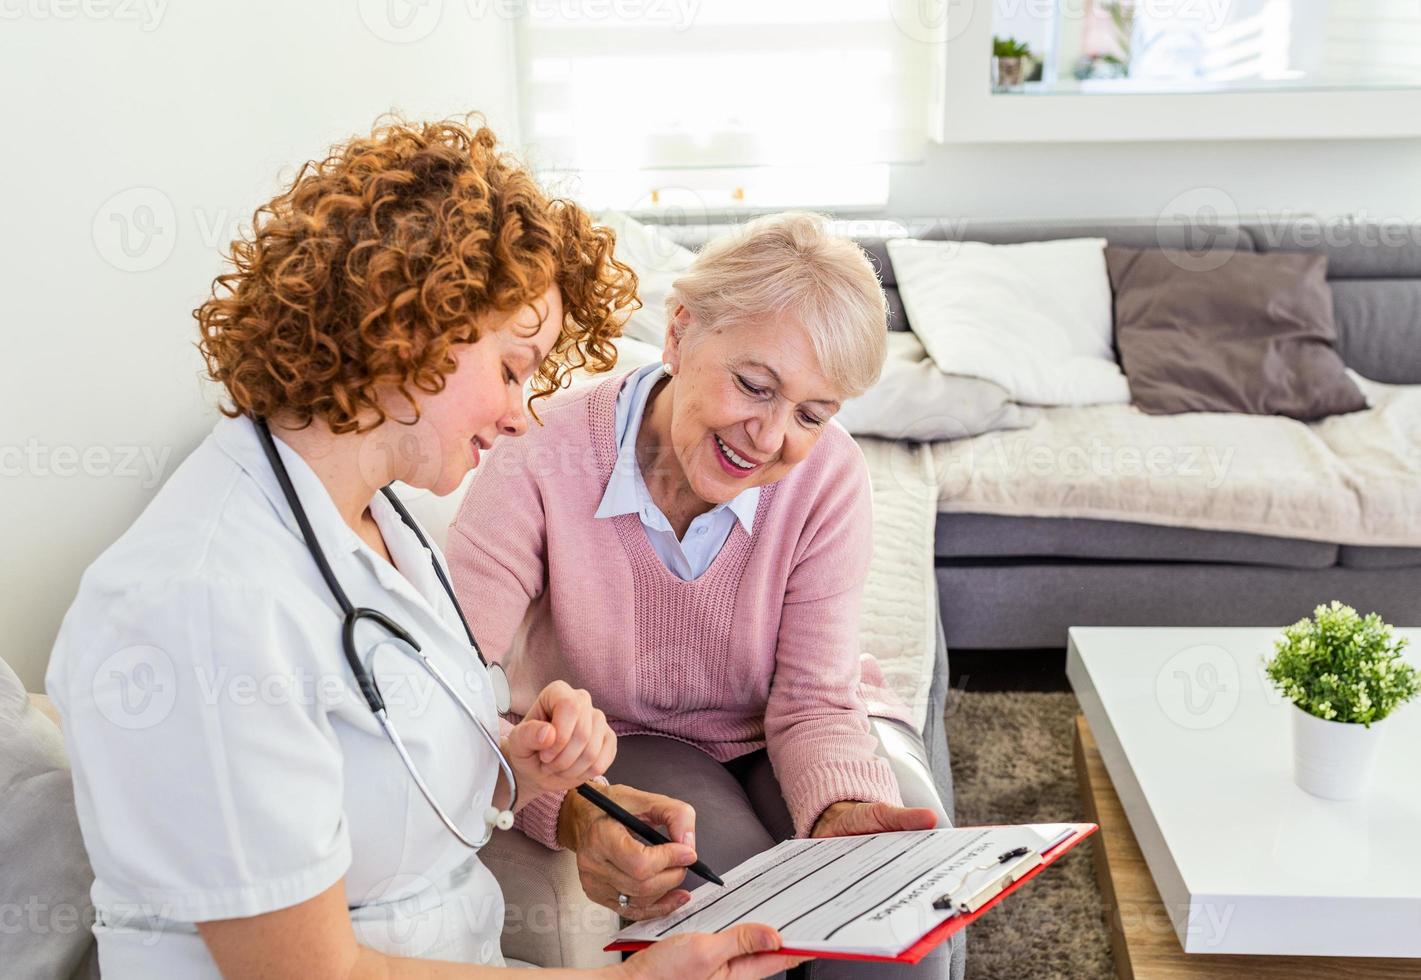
[606,822,1099,965]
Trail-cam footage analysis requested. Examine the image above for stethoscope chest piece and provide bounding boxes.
[488,662,511,716]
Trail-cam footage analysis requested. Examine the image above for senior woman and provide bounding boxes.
[44,117,804,980]
[446,213,963,980]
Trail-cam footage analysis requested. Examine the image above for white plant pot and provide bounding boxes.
[1290,703,1385,800]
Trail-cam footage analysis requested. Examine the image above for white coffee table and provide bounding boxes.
[1067,626,1421,959]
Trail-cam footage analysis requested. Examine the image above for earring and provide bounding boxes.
[663,361,675,376]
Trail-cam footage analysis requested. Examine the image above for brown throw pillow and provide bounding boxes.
[1105,246,1367,420]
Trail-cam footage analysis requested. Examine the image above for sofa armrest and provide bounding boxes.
[919,601,956,821]
[480,829,621,968]
[28,692,61,728]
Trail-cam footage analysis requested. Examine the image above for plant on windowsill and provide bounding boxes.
[1263,601,1419,800]
[991,36,1033,92]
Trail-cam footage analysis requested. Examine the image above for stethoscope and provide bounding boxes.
[254,418,516,849]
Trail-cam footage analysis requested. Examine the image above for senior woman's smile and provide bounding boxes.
[640,309,846,507]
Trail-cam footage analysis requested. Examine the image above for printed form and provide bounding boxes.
[613,824,1077,958]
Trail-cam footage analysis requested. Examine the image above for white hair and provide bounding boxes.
[666,212,888,398]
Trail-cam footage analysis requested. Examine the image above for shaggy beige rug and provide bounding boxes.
[946,690,1114,980]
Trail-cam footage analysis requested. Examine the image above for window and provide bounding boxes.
[990,0,1421,94]
[516,0,945,212]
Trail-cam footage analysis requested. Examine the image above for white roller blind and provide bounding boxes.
[1321,0,1421,83]
[517,0,940,172]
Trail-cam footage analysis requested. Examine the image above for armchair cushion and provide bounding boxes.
[0,657,97,980]
[479,826,621,968]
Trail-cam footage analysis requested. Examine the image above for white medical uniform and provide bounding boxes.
[46,415,509,977]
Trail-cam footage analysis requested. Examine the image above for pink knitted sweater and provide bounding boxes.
[446,372,909,847]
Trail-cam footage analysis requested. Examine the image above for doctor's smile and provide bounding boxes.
[40,110,943,980]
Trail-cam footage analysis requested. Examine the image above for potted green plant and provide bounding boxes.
[992,36,1032,92]
[1264,602,1419,800]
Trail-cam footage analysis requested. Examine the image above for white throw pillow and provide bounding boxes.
[597,211,698,347]
[837,332,1036,442]
[886,237,1129,406]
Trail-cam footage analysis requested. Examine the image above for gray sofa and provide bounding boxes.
[672,217,1421,651]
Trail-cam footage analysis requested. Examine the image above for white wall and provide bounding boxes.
[0,2,518,691]
[886,137,1421,224]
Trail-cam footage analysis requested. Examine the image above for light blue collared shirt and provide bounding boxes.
[594,362,760,581]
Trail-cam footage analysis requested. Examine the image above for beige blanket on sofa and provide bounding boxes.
[855,437,939,733]
[931,376,1421,547]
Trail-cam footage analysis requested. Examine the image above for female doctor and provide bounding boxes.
[44,117,804,980]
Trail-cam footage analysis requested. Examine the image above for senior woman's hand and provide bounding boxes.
[810,801,938,838]
[558,783,701,920]
[502,680,616,809]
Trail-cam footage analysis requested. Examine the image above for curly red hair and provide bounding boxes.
[196,114,636,433]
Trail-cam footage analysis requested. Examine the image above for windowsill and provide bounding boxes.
[621,201,890,222]
[538,165,890,217]
[994,76,1421,97]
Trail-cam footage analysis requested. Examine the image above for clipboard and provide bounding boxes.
[607,822,1098,964]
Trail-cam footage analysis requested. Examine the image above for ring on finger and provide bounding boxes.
[617,893,630,909]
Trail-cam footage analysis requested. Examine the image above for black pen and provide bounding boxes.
[576,784,724,886]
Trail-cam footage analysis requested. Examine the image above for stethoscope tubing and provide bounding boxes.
[253,418,516,846]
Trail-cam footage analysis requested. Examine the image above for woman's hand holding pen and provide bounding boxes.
[500,680,617,810]
[559,784,700,920]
